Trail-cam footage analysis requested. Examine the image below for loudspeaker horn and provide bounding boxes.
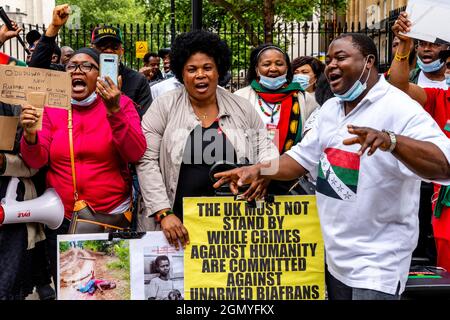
[0,177,64,230]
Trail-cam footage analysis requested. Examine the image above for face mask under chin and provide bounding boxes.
[258,74,287,90]
[334,56,372,102]
[417,57,445,73]
[71,91,98,106]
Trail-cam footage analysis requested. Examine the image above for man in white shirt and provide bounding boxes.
[150,76,183,100]
[214,33,450,300]
[410,40,449,89]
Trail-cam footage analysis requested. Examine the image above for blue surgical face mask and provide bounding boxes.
[334,56,372,102]
[293,74,310,90]
[258,74,287,90]
[71,92,98,107]
[445,73,450,86]
[417,56,445,73]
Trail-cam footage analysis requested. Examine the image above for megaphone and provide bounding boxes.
[0,177,64,230]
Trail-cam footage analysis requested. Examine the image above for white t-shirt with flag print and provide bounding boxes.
[286,76,450,295]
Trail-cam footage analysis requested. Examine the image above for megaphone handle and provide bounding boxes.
[3,177,20,203]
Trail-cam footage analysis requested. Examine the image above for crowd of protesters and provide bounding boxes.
[1,3,450,301]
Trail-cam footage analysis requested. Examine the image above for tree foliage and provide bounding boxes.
[136,0,347,44]
[56,0,346,47]
[107,241,130,273]
[54,1,347,75]
[57,0,147,25]
[82,240,116,254]
[59,241,70,253]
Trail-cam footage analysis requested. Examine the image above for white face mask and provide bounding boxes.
[334,55,372,102]
[71,92,97,107]
[292,74,311,90]
[417,57,445,73]
[258,74,287,90]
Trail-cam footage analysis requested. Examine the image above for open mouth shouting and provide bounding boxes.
[72,77,87,94]
[194,82,209,94]
[420,54,435,64]
[327,72,343,92]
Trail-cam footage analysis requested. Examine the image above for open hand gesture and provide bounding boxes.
[343,125,392,156]
[213,164,269,201]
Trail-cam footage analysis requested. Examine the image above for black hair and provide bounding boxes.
[154,255,170,268]
[143,52,159,64]
[158,48,171,58]
[170,30,231,84]
[26,29,41,46]
[315,73,335,106]
[246,43,293,85]
[170,30,231,83]
[333,33,379,70]
[439,49,450,63]
[53,46,61,60]
[291,56,325,79]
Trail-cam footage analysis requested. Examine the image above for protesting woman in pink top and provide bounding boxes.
[19,48,146,284]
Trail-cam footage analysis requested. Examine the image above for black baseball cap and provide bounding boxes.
[26,30,41,46]
[91,26,123,45]
[439,49,450,62]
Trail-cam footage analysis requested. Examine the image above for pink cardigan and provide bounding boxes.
[21,95,146,219]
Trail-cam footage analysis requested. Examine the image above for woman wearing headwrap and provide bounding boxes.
[234,44,318,194]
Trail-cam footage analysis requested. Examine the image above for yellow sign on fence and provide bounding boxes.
[135,41,148,59]
[183,195,325,300]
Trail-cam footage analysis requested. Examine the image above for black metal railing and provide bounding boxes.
[2,7,405,90]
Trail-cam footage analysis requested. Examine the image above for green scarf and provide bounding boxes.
[434,185,450,218]
[250,80,304,153]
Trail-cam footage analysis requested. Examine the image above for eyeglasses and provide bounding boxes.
[66,62,99,73]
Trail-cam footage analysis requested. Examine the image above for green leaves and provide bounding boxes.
[57,0,347,30]
[57,0,147,25]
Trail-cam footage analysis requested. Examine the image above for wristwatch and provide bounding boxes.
[382,129,397,152]
[154,210,175,223]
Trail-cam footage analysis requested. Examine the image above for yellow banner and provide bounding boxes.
[183,195,324,300]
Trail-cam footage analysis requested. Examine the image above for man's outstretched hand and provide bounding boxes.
[213,164,270,201]
[343,125,392,156]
